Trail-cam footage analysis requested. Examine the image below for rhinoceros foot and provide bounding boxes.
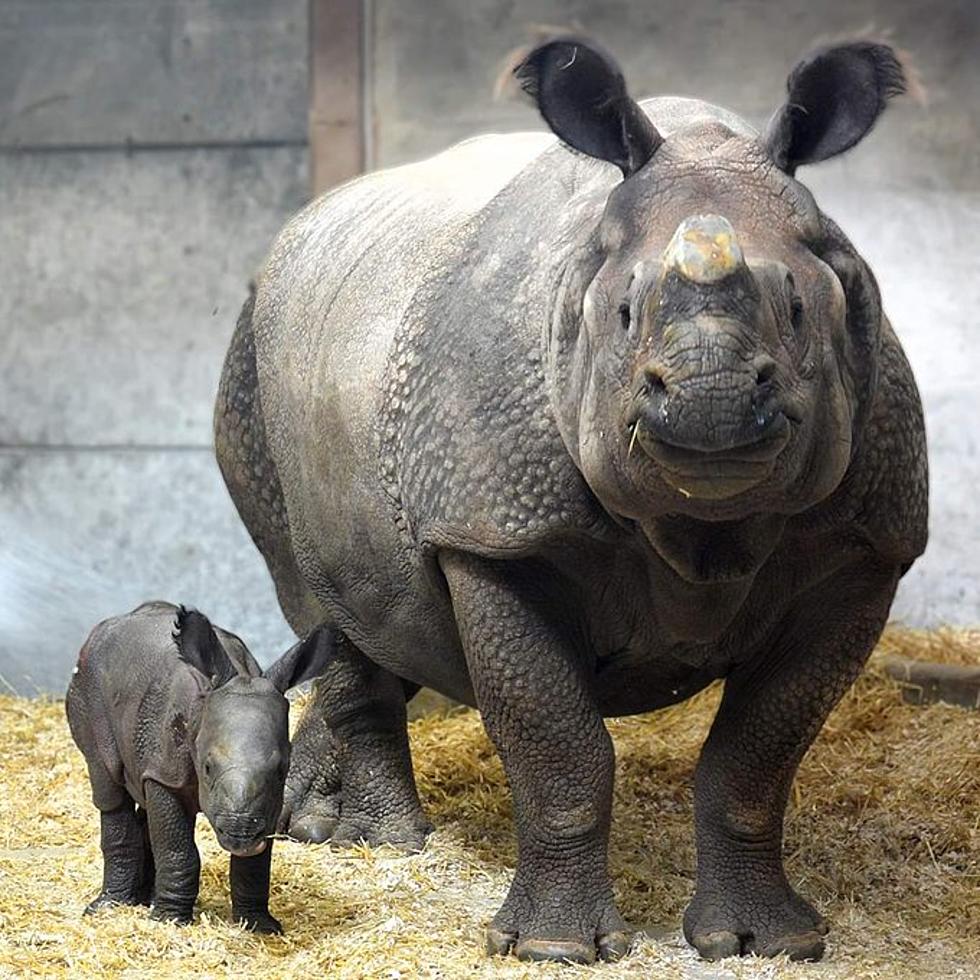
[486,878,631,965]
[329,810,433,853]
[683,876,828,961]
[281,793,341,844]
[284,785,432,852]
[84,890,149,915]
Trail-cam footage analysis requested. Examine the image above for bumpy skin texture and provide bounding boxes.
[215,76,927,962]
[66,603,291,932]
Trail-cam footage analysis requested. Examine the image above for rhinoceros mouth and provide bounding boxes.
[627,414,792,500]
[639,415,790,462]
[216,832,269,858]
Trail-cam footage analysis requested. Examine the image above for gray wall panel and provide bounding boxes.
[0,0,308,147]
[0,146,308,446]
[0,449,294,695]
[372,0,978,189]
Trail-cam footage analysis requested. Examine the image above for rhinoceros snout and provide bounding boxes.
[632,354,789,457]
[212,811,273,855]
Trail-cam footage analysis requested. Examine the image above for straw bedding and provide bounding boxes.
[0,627,977,979]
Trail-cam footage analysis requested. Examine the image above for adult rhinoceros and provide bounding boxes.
[214,36,926,965]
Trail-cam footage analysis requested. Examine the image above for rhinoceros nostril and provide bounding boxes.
[642,364,668,398]
[214,812,264,835]
[755,359,777,388]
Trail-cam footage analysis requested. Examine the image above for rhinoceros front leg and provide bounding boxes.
[443,552,628,965]
[144,781,200,925]
[230,841,282,934]
[685,562,900,962]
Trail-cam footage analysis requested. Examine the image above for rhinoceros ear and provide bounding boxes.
[173,606,237,688]
[765,40,917,174]
[263,625,335,694]
[508,35,662,177]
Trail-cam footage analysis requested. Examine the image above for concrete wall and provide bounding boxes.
[0,0,308,693]
[1,0,977,693]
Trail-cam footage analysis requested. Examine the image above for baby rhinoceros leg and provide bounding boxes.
[86,799,154,913]
[230,841,282,934]
[144,780,200,925]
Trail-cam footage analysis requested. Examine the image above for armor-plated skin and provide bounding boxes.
[215,38,927,964]
[66,602,331,932]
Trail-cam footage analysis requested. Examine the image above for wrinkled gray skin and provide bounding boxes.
[66,601,331,933]
[215,38,927,964]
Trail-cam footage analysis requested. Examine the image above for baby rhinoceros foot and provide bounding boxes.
[236,910,284,935]
[84,888,150,916]
[149,903,193,927]
[487,879,631,965]
[683,877,828,961]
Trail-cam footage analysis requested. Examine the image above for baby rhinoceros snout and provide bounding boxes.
[207,763,282,856]
[212,809,271,857]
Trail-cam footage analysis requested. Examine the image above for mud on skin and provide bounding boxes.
[66,602,333,933]
[215,33,926,964]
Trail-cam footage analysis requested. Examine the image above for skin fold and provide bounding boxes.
[214,36,927,964]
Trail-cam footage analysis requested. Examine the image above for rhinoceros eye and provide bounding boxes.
[784,272,804,332]
[619,272,637,332]
[618,300,631,332]
[790,295,804,332]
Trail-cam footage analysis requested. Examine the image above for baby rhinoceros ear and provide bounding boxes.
[765,39,917,175]
[172,606,238,688]
[263,626,335,694]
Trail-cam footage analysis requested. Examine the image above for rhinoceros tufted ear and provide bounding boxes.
[263,625,336,694]
[765,39,918,174]
[173,606,237,688]
[508,35,663,178]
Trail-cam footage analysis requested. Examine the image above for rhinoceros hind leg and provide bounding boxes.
[278,693,342,843]
[217,292,425,848]
[292,632,431,852]
[85,798,153,914]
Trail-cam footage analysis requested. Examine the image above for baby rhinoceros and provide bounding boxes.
[66,601,331,932]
